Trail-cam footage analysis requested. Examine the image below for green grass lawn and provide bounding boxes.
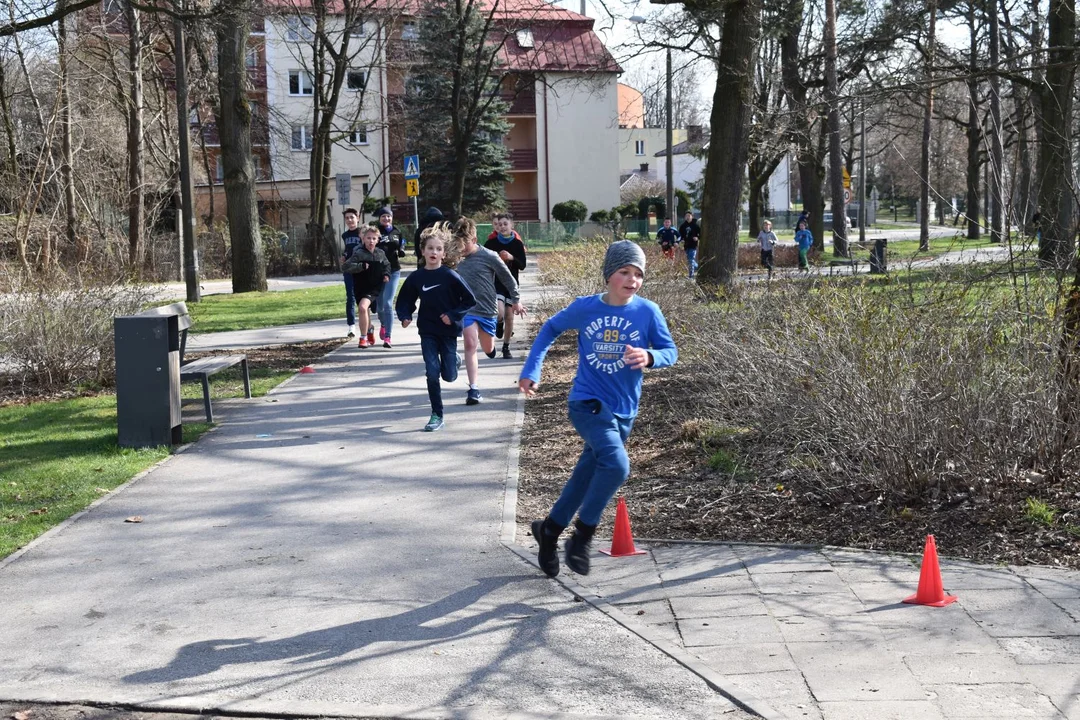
[0,396,210,559]
[884,235,1013,258]
[187,285,345,333]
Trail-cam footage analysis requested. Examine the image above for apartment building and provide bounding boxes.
[256,0,623,226]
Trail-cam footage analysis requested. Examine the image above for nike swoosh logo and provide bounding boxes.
[422,284,441,291]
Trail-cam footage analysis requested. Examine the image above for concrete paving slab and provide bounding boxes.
[762,592,867,617]
[669,594,770,619]
[723,670,821,718]
[691,644,798,675]
[1019,569,1080,599]
[999,636,1080,664]
[1019,666,1080,720]
[751,570,851,595]
[679,615,785,647]
[786,643,925,702]
[969,606,1079,638]
[775,613,885,644]
[928,683,1064,718]
[902,652,1024,684]
[734,546,835,573]
[818,700,946,720]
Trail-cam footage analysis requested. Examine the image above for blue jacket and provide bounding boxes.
[656,227,680,248]
[795,229,814,250]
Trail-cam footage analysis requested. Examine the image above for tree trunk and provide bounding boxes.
[824,0,846,256]
[748,178,764,238]
[699,0,761,286]
[126,1,145,272]
[174,8,200,302]
[919,0,937,251]
[964,6,980,240]
[988,0,1004,243]
[216,7,266,292]
[57,0,77,265]
[1036,0,1076,266]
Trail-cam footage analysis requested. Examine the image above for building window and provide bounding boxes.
[347,69,367,91]
[289,69,314,96]
[362,182,370,196]
[349,19,367,37]
[349,126,368,145]
[253,155,262,180]
[401,20,418,40]
[189,106,200,125]
[215,155,224,183]
[245,46,259,68]
[285,15,315,42]
[291,126,313,151]
[515,28,534,48]
[635,140,645,156]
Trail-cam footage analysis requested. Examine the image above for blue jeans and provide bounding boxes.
[685,248,698,278]
[550,399,635,527]
[420,334,459,417]
[377,270,401,337]
[343,273,356,326]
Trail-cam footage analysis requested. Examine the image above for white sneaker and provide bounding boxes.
[347,324,357,338]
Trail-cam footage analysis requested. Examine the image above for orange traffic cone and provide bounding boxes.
[300,365,316,374]
[903,534,958,607]
[599,497,648,557]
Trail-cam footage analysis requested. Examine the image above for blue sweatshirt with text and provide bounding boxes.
[520,294,678,418]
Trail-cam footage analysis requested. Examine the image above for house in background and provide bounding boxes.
[616,82,686,186]
[656,127,792,215]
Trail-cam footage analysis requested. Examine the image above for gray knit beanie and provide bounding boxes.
[603,240,647,282]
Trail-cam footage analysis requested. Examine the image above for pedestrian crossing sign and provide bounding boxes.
[404,154,420,179]
[406,178,419,197]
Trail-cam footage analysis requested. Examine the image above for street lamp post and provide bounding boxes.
[629,16,674,221]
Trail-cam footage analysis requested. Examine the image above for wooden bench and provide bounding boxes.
[138,302,250,423]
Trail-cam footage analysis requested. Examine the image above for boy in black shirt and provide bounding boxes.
[678,211,701,278]
[343,225,391,348]
[375,207,406,348]
[340,208,363,337]
[484,212,527,358]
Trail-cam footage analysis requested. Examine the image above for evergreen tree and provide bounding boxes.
[403,0,511,217]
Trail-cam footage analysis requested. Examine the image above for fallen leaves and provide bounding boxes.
[124,516,143,523]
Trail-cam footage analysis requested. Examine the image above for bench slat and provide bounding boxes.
[138,302,193,331]
[180,355,246,375]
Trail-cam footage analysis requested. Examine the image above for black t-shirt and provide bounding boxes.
[679,221,701,250]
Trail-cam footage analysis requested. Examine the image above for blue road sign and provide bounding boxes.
[404,155,420,180]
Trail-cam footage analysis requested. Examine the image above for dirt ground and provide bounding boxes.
[517,335,1080,569]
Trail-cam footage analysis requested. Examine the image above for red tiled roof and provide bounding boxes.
[263,0,618,73]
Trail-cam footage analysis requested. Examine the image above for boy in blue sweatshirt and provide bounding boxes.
[396,224,477,432]
[795,219,813,270]
[519,241,678,577]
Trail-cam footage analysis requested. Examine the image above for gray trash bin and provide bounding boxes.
[115,313,182,448]
[869,238,888,274]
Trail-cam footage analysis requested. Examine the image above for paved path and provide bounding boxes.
[0,271,749,720]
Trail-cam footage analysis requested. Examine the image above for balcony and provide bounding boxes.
[501,92,535,115]
[508,148,537,171]
[508,199,539,221]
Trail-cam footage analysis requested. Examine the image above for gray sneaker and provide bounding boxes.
[424,413,444,432]
[466,387,482,405]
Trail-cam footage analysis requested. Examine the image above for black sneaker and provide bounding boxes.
[495,318,504,339]
[484,349,497,359]
[466,387,482,405]
[531,518,564,577]
[564,519,596,575]
[501,345,513,359]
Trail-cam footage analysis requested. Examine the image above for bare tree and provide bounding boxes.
[126,0,146,270]
[918,0,936,251]
[824,0,846,256]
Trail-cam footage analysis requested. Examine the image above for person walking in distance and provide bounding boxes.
[656,217,679,261]
[343,225,391,348]
[375,207,406,348]
[340,208,363,338]
[455,218,527,405]
[678,211,701,278]
[520,241,678,577]
[795,219,813,271]
[757,219,778,279]
[485,212,527,358]
[396,224,476,432]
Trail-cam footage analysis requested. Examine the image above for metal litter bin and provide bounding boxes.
[115,312,182,448]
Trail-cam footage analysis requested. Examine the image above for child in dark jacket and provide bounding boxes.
[520,241,678,578]
[656,218,679,260]
[396,224,477,432]
[485,212,527,358]
[341,208,363,337]
[375,207,407,348]
[343,225,391,347]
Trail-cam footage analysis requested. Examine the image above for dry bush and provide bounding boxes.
[0,267,156,389]
[536,246,1079,505]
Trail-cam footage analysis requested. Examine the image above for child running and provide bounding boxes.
[656,217,679,261]
[484,212,527,358]
[375,207,406,348]
[396,224,477,432]
[342,225,391,348]
[454,217,527,405]
[758,219,778,279]
[340,208,363,338]
[795,219,813,271]
[520,241,678,577]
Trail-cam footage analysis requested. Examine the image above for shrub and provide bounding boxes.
[0,268,157,390]
[262,225,301,276]
[552,200,588,223]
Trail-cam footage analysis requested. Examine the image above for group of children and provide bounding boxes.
[347,208,680,579]
[756,214,815,276]
[340,208,529,431]
[655,211,702,278]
